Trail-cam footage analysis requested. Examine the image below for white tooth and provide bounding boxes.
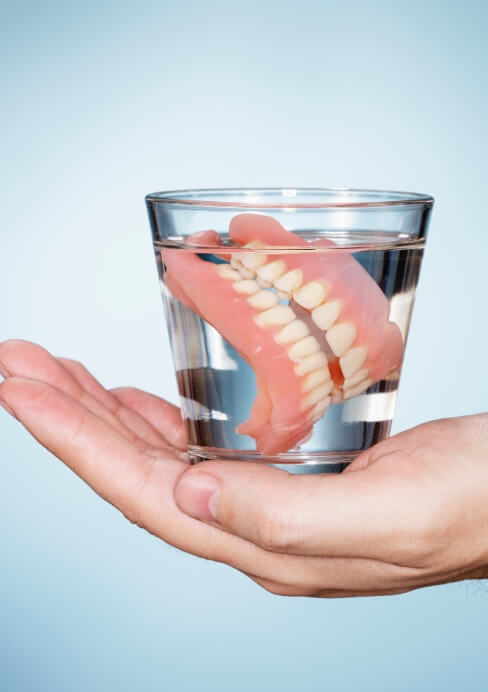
[257,278,272,288]
[326,322,356,356]
[343,378,373,400]
[237,265,256,278]
[241,241,267,273]
[309,396,332,421]
[257,260,286,284]
[302,367,331,393]
[241,253,267,273]
[301,380,334,410]
[293,281,327,310]
[233,279,260,295]
[288,336,320,360]
[339,346,368,378]
[235,240,266,254]
[254,305,296,328]
[274,319,310,345]
[343,369,369,390]
[311,300,342,331]
[247,290,279,310]
[277,290,291,300]
[244,240,267,249]
[273,268,303,296]
[231,241,267,276]
[216,264,242,281]
[294,351,328,376]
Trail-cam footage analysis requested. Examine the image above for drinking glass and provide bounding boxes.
[146,188,433,473]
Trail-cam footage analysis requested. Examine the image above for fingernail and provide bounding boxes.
[175,473,221,522]
[0,397,17,419]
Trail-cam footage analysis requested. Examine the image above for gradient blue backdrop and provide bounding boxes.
[1,1,487,690]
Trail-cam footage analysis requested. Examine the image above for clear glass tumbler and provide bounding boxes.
[146,188,433,473]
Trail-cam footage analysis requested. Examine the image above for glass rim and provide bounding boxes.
[145,187,434,210]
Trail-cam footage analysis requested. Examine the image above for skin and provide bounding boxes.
[0,339,487,598]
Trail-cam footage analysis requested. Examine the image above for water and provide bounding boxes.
[155,230,424,473]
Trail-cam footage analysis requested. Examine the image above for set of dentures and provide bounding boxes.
[162,213,403,454]
[216,246,371,417]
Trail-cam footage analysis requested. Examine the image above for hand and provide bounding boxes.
[1,340,487,598]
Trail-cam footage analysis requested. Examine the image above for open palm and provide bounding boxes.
[1,340,487,597]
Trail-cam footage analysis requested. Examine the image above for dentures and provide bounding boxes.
[163,214,404,455]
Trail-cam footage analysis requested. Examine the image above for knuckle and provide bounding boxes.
[118,450,159,531]
[396,538,436,569]
[62,358,85,374]
[394,506,445,568]
[120,503,148,531]
[110,386,136,401]
[120,502,144,528]
[252,504,298,553]
[130,450,158,498]
[67,407,90,447]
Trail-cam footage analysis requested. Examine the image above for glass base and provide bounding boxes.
[188,445,359,474]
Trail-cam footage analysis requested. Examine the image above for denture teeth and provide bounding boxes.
[339,346,368,378]
[231,241,267,277]
[326,322,357,357]
[287,336,321,360]
[247,289,279,310]
[216,264,242,281]
[293,281,327,310]
[309,396,332,421]
[230,259,255,278]
[237,266,256,279]
[274,319,310,345]
[254,305,296,328]
[230,255,243,271]
[233,279,260,295]
[301,380,334,410]
[294,351,328,376]
[342,369,369,390]
[240,242,267,274]
[273,268,303,296]
[256,260,287,285]
[311,300,342,331]
[302,367,331,393]
[343,378,373,400]
[241,253,268,273]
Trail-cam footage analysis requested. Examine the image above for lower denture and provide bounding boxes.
[230,214,404,395]
[289,298,344,386]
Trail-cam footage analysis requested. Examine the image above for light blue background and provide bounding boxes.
[1,0,487,690]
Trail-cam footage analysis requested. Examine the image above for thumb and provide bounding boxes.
[173,460,397,559]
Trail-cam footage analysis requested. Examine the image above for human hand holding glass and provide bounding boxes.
[1,340,487,597]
